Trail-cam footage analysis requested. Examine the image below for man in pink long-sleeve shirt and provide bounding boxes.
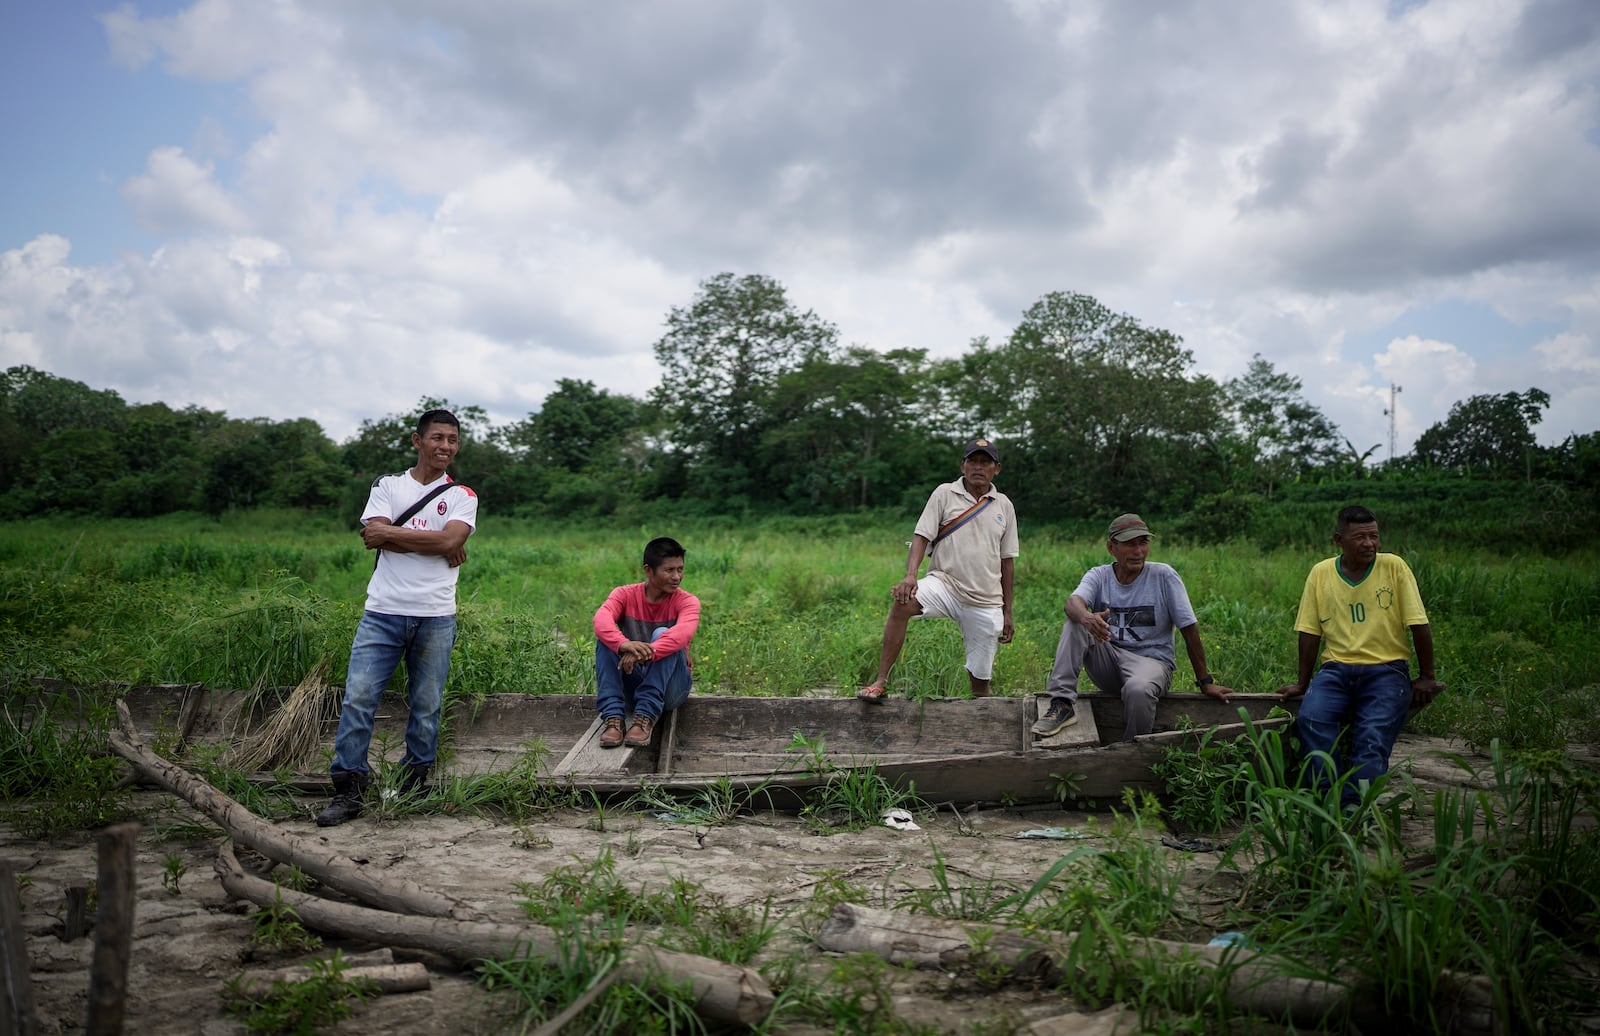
[593,536,701,748]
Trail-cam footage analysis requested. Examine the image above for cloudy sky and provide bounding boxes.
[3,0,1597,455]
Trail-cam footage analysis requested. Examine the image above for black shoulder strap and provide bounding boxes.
[393,480,459,527]
[373,480,471,569]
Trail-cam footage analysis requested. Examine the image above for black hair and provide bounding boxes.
[416,409,460,436]
[1337,505,1378,530]
[643,536,686,570]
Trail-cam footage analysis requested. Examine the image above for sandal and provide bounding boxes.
[856,683,889,703]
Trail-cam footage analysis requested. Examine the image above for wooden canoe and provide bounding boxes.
[106,684,1297,809]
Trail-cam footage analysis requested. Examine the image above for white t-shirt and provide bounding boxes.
[1071,561,1197,669]
[362,471,478,617]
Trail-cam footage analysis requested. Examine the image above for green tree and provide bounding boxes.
[495,379,648,516]
[760,347,945,509]
[200,417,342,514]
[1222,354,1343,493]
[100,403,222,515]
[26,428,125,512]
[1536,431,1600,488]
[651,272,838,503]
[0,366,128,500]
[1412,388,1550,477]
[963,291,1228,516]
[262,419,346,510]
[514,379,640,471]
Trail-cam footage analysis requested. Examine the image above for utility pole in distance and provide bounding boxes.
[1383,383,1402,461]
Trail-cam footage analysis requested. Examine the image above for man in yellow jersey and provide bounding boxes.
[1278,505,1445,806]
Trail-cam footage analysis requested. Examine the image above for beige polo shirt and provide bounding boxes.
[914,479,1018,607]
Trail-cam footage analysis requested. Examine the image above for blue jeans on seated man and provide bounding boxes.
[595,627,692,723]
[1296,659,1412,807]
[330,612,457,777]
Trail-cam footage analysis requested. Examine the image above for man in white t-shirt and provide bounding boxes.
[316,409,479,827]
[857,438,1018,702]
[1033,513,1232,741]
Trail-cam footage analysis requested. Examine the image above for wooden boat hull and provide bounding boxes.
[100,685,1296,808]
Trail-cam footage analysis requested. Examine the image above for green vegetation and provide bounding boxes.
[248,891,322,954]
[3,509,1596,1030]
[4,280,1595,524]
[481,849,778,1032]
[222,951,377,1036]
[3,513,1596,754]
[0,692,131,837]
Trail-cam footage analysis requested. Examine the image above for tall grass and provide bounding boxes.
[2,512,1597,750]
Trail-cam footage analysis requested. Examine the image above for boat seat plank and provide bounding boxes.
[551,715,638,775]
[1031,694,1101,750]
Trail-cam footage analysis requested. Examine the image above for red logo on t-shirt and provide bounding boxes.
[436,500,448,516]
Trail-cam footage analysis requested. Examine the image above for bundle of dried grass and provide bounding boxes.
[222,665,340,772]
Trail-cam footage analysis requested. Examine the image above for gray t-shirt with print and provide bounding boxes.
[1071,561,1197,669]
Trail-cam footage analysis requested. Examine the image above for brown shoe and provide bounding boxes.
[598,716,626,749]
[623,715,655,748]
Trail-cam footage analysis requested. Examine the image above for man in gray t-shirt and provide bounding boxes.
[1033,513,1233,741]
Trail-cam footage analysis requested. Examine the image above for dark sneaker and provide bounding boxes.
[1031,700,1078,737]
[598,716,626,749]
[623,715,655,748]
[315,773,371,827]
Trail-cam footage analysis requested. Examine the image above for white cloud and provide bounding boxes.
[121,147,251,236]
[3,0,1598,453]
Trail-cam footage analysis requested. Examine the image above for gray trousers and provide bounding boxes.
[1043,620,1173,741]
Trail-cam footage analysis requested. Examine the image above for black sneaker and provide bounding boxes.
[1031,700,1078,737]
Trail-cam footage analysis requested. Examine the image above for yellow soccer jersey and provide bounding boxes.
[1293,553,1428,665]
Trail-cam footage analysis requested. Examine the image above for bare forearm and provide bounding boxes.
[363,520,471,556]
[1179,624,1210,680]
[903,535,930,580]
[1295,631,1320,688]
[1411,623,1435,678]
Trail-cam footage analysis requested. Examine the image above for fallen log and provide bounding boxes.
[816,903,1494,1036]
[216,843,773,1027]
[226,963,430,999]
[108,699,476,922]
[814,901,1055,979]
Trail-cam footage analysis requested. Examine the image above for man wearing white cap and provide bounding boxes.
[1033,513,1232,741]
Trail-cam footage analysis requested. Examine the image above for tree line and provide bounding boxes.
[3,274,1594,524]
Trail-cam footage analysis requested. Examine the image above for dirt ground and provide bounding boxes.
[0,734,1586,1035]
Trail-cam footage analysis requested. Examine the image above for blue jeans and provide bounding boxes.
[1297,660,1412,806]
[330,611,457,777]
[595,627,692,722]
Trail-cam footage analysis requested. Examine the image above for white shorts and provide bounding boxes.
[913,574,1004,680]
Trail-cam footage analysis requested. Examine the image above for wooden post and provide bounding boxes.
[0,861,37,1036]
[61,888,91,942]
[85,823,140,1036]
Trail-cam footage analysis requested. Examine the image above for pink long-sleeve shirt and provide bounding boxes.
[593,583,701,661]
